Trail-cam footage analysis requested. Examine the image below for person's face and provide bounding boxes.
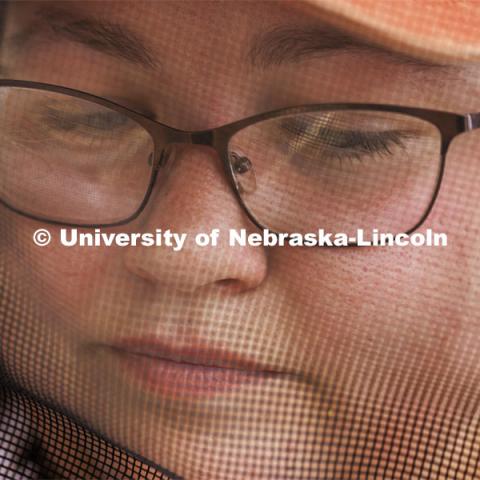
[1,2,480,479]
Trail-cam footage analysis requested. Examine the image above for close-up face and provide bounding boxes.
[1,1,480,479]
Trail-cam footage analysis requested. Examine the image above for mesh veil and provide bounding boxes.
[1,2,480,479]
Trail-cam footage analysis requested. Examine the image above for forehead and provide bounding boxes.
[8,1,306,58]
[1,2,320,123]
[3,1,480,129]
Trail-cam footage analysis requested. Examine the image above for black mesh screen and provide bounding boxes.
[1,1,480,479]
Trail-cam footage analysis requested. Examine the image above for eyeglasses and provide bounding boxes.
[1,79,479,242]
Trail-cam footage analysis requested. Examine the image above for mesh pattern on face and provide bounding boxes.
[1,2,480,480]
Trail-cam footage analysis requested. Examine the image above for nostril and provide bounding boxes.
[212,278,256,295]
[216,279,237,288]
[213,278,247,293]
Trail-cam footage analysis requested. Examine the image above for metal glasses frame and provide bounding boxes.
[1,79,480,237]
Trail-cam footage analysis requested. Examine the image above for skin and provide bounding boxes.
[1,1,480,479]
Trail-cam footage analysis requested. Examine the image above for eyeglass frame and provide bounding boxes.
[1,79,480,241]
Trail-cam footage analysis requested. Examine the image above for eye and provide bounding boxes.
[34,103,137,151]
[44,107,130,133]
[280,116,413,164]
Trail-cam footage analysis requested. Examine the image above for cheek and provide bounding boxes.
[1,215,114,327]
[35,246,110,313]
[273,243,466,376]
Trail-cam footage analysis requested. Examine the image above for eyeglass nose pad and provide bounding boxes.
[148,145,177,195]
[150,144,177,185]
[157,144,176,170]
[229,150,257,195]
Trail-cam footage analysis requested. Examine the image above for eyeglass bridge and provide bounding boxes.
[464,113,480,131]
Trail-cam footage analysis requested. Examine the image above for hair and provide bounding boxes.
[0,2,6,41]
[0,1,8,75]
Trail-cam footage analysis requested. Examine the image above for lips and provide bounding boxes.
[106,337,290,398]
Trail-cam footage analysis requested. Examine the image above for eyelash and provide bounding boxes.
[322,130,410,162]
[280,120,412,164]
[44,108,130,134]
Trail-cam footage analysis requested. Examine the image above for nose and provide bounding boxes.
[123,144,268,294]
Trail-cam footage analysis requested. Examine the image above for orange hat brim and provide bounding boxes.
[303,0,480,64]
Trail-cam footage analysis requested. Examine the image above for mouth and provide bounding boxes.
[105,337,291,398]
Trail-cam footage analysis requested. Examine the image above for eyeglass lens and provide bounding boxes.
[0,87,443,235]
[0,87,155,225]
[229,110,442,238]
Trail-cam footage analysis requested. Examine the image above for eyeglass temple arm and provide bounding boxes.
[464,113,480,131]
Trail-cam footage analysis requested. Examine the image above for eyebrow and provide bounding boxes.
[247,24,457,72]
[11,7,158,70]
[6,10,459,77]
